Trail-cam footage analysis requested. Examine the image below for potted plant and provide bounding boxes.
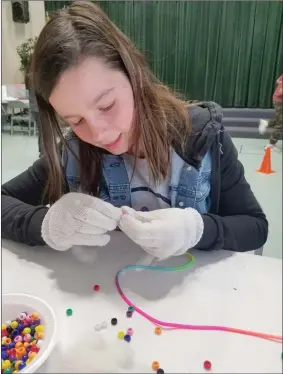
[16,37,38,88]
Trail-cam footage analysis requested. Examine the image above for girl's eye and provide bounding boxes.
[100,101,115,113]
[73,118,83,127]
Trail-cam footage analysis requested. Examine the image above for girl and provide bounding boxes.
[2,1,267,259]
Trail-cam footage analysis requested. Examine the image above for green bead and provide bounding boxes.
[4,369,12,374]
[66,308,73,316]
[128,306,134,312]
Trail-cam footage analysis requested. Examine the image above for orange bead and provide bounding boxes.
[37,332,44,339]
[31,312,39,320]
[154,327,162,335]
[152,361,160,371]
[23,342,29,348]
[15,342,23,349]
[16,346,26,358]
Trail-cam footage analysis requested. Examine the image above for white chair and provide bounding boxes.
[7,100,35,136]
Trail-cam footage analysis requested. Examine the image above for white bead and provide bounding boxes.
[101,321,107,329]
[36,339,43,348]
[5,320,11,326]
[94,324,101,331]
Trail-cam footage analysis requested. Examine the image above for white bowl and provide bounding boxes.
[2,293,57,373]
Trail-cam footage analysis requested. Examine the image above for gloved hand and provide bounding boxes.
[41,192,122,251]
[119,206,204,260]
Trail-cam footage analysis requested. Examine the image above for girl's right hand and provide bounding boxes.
[41,192,122,251]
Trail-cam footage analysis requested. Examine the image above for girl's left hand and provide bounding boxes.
[119,206,204,260]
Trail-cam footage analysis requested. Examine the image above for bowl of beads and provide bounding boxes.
[2,293,57,373]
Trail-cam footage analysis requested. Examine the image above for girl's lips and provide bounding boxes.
[103,134,122,149]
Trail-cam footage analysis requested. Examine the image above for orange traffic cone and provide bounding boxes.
[256,147,275,174]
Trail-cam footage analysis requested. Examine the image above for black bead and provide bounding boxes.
[6,326,13,334]
[111,318,118,326]
[157,369,165,374]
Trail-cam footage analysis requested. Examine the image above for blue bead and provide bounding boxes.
[11,329,19,337]
[17,323,24,331]
[1,344,7,350]
[22,354,28,362]
[8,343,15,349]
[1,351,8,360]
[124,334,131,342]
[18,362,26,370]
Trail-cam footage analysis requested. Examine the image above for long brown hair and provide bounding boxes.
[31,1,191,204]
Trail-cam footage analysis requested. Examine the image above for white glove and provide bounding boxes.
[41,192,122,251]
[119,206,204,260]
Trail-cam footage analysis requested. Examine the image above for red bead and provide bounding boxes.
[1,329,8,337]
[31,345,39,353]
[93,285,100,291]
[204,360,211,370]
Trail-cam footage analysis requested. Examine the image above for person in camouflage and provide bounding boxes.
[259,75,282,149]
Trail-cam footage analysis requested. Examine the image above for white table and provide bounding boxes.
[2,232,282,373]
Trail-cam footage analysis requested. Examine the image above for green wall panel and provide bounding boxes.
[45,1,283,108]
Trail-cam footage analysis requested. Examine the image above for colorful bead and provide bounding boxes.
[14,360,22,370]
[66,309,73,316]
[33,319,41,326]
[9,355,16,362]
[2,329,8,337]
[31,313,39,320]
[22,328,31,335]
[18,362,26,370]
[152,361,160,371]
[117,331,124,339]
[21,355,28,362]
[10,331,19,339]
[13,336,22,344]
[14,343,23,349]
[1,351,9,360]
[5,321,11,327]
[157,369,165,374]
[111,318,118,326]
[16,324,23,332]
[19,313,27,321]
[4,338,12,345]
[126,311,132,318]
[93,284,100,291]
[35,325,44,333]
[128,306,134,313]
[8,343,15,350]
[37,332,44,339]
[30,346,39,353]
[127,328,133,336]
[154,327,162,335]
[10,322,18,330]
[36,340,43,348]
[124,334,131,342]
[23,334,31,342]
[26,359,31,365]
[16,347,26,358]
[2,360,12,369]
[204,360,211,370]
[28,352,37,360]
[2,324,7,330]
[3,369,12,374]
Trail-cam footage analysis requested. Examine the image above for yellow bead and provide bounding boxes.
[117,331,124,339]
[28,352,37,361]
[13,371,18,374]
[2,360,12,369]
[2,337,7,344]
[26,359,31,365]
[10,321,18,329]
[2,324,7,330]
[35,325,44,333]
[22,327,31,335]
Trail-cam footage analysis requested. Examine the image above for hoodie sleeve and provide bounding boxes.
[196,131,268,252]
